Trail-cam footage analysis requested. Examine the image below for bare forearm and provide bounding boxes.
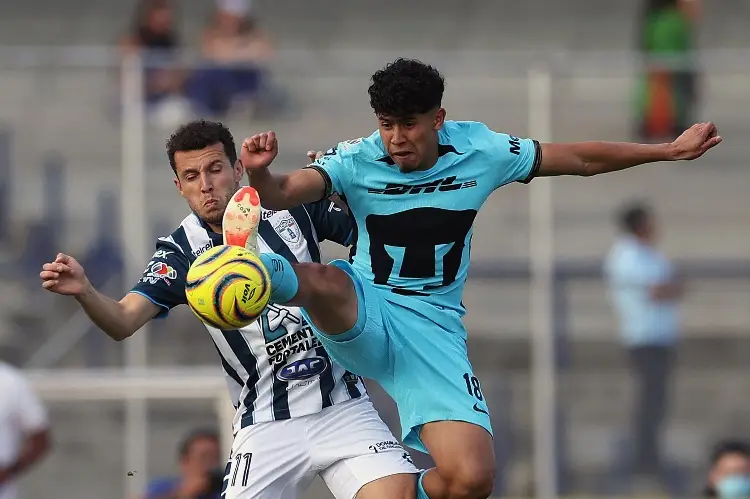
[247,167,326,210]
[541,141,675,177]
[580,141,673,175]
[75,286,138,341]
[247,167,292,210]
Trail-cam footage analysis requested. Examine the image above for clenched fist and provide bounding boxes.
[241,131,279,172]
[40,253,90,296]
[669,122,722,161]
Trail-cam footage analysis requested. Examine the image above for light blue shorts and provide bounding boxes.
[301,259,492,454]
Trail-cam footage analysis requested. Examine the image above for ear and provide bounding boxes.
[233,159,244,183]
[173,176,183,195]
[434,108,446,131]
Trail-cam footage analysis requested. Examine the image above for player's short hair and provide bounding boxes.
[178,428,219,458]
[166,120,237,174]
[617,201,652,234]
[368,58,445,118]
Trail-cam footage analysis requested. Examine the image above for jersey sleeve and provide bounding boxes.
[305,142,356,197]
[474,123,542,188]
[129,240,190,319]
[303,198,354,246]
[12,372,49,432]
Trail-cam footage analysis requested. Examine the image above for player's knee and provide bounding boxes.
[439,461,495,499]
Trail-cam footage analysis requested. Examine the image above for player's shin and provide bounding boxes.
[259,253,299,304]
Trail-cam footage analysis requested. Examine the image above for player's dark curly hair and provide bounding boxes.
[166,119,237,174]
[368,58,445,118]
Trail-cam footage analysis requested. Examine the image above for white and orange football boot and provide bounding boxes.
[222,186,262,255]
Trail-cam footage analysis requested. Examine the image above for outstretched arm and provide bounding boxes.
[242,132,328,210]
[40,253,159,341]
[536,122,721,177]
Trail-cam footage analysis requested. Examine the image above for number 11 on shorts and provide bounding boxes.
[230,452,253,488]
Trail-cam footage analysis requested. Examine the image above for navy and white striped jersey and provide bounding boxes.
[131,199,367,431]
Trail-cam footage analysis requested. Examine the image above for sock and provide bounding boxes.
[416,470,430,499]
[260,253,299,303]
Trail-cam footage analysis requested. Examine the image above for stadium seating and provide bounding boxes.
[2,1,749,496]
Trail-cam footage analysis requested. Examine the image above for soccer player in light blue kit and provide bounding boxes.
[237,59,721,499]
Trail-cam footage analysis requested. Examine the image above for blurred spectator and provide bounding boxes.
[0,361,51,499]
[704,440,750,499]
[144,428,223,499]
[604,202,684,490]
[186,0,273,118]
[119,0,192,127]
[635,0,701,141]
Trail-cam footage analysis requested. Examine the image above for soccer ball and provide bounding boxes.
[185,245,271,330]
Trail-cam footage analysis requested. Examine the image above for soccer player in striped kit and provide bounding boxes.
[39,120,418,499]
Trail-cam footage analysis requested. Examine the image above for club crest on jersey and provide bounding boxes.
[340,137,363,150]
[273,214,301,245]
[141,261,177,285]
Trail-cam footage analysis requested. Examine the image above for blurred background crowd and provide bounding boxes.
[0,0,749,498]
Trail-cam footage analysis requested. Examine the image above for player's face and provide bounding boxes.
[710,452,750,491]
[173,143,243,230]
[377,108,446,172]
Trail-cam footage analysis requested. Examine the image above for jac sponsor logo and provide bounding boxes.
[192,242,213,257]
[276,357,328,382]
[367,176,477,196]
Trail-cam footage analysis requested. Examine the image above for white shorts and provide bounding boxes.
[222,396,419,499]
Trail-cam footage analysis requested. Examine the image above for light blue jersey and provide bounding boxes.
[303,120,541,453]
[310,120,540,315]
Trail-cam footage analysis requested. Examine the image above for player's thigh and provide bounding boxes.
[321,453,417,499]
[386,304,493,454]
[293,260,359,335]
[223,420,314,499]
[310,397,419,499]
[301,260,391,381]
